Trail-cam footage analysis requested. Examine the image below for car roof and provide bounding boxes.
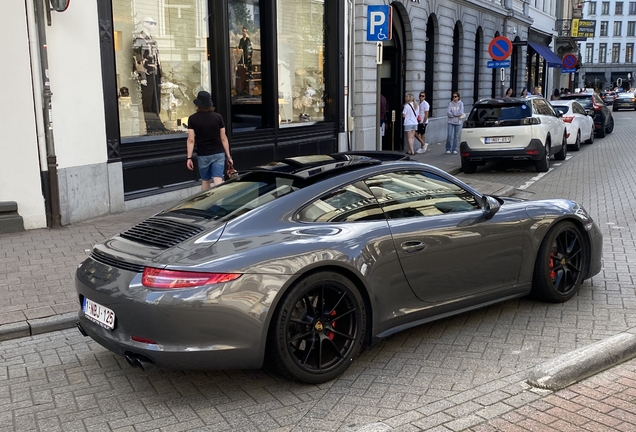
[474,97,533,105]
[247,152,411,183]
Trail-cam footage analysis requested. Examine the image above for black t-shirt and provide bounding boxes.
[187,111,226,156]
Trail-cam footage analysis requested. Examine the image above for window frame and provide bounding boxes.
[589,1,597,14]
[612,43,621,63]
[627,43,634,62]
[599,43,607,63]
[602,1,610,14]
[614,21,622,36]
[616,1,624,14]
[586,43,595,63]
[601,21,609,36]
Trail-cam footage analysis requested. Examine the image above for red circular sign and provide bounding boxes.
[488,36,513,61]
[562,54,578,69]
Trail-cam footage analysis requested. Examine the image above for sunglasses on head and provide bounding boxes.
[453,95,459,98]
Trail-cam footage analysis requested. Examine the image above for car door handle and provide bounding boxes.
[401,241,426,253]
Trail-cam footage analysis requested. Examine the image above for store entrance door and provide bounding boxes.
[380,8,405,152]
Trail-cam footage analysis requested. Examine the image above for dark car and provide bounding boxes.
[601,91,616,105]
[560,92,614,138]
[75,153,603,383]
[612,92,636,111]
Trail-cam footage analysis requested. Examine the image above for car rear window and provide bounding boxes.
[465,102,532,127]
[165,173,301,220]
[552,106,569,115]
[560,95,593,108]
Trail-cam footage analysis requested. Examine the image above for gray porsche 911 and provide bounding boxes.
[75,153,603,383]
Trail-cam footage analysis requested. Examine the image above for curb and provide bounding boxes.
[0,312,77,342]
[527,332,636,391]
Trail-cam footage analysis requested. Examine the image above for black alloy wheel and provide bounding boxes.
[269,271,366,383]
[555,135,567,160]
[531,221,587,303]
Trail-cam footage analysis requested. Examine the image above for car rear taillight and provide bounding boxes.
[562,115,574,123]
[593,102,603,111]
[142,267,242,289]
[522,117,541,125]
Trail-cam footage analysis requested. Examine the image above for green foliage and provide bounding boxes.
[229,0,255,33]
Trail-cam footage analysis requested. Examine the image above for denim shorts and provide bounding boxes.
[197,153,225,180]
[404,124,417,132]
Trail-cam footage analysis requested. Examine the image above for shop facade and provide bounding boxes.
[102,0,346,200]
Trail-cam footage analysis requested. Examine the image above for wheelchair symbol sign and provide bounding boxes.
[367,5,392,42]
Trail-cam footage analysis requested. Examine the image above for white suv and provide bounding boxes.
[459,97,567,173]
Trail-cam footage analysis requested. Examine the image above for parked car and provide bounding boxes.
[601,91,616,105]
[550,100,595,151]
[612,92,636,111]
[75,152,603,383]
[560,92,614,138]
[459,97,567,174]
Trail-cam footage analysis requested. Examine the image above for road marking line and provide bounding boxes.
[518,171,550,190]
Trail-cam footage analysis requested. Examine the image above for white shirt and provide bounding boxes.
[418,100,430,124]
[402,102,418,126]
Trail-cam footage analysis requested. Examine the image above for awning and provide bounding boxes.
[528,42,562,68]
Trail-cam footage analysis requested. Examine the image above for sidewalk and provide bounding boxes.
[0,147,511,341]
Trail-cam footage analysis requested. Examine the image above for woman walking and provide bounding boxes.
[186,91,233,191]
[446,92,465,155]
[402,93,418,155]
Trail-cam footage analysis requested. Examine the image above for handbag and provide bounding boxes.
[225,160,238,180]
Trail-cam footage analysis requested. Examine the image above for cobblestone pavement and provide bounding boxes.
[1,112,636,431]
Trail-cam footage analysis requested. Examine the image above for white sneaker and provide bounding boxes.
[453,151,458,155]
[446,150,451,154]
[423,143,429,153]
[416,148,424,154]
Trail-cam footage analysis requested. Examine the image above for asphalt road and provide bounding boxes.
[2,110,636,431]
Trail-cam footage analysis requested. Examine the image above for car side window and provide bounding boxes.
[573,102,585,115]
[297,181,386,223]
[535,99,554,116]
[364,171,480,219]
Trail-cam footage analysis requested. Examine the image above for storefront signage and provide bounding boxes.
[367,5,392,41]
[571,19,596,38]
[487,60,511,68]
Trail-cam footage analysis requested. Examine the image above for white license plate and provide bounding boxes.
[485,137,512,144]
[83,297,115,330]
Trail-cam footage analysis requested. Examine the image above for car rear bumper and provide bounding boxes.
[614,102,635,109]
[459,138,545,162]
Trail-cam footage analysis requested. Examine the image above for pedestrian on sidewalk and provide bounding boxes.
[402,93,418,155]
[416,91,430,153]
[520,87,528,97]
[446,92,465,155]
[504,87,514,98]
[186,91,233,191]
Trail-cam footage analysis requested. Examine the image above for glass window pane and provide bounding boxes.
[277,0,325,126]
[113,0,210,138]
[229,0,263,132]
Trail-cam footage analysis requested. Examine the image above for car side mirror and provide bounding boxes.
[481,195,501,219]
[557,111,563,118]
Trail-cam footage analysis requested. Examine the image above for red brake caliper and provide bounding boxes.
[327,310,337,340]
[550,251,556,280]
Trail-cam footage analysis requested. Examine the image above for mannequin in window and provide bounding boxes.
[237,27,253,74]
[133,17,167,133]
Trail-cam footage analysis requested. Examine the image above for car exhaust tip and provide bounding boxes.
[76,322,88,337]
[124,352,154,371]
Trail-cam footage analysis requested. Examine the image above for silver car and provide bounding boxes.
[75,153,603,383]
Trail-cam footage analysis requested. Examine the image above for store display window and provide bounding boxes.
[229,0,263,132]
[112,0,210,138]
[276,0,325,126]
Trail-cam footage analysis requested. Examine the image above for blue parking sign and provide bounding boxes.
[367,5,391,41]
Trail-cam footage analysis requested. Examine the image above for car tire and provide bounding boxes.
[535,143,550,172]
[569,130,581,151]
[530,221,587,303]
[585,125,595,144]
[606,116,614,134]
[267,271,367,384]
[555,135,567,160]
[461,159,477,174]
[597,119,606,138]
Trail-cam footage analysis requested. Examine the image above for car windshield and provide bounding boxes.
[465,102,532,127]
[560,95,593,108]
[165,173,302,220]
[617,92,634,98]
